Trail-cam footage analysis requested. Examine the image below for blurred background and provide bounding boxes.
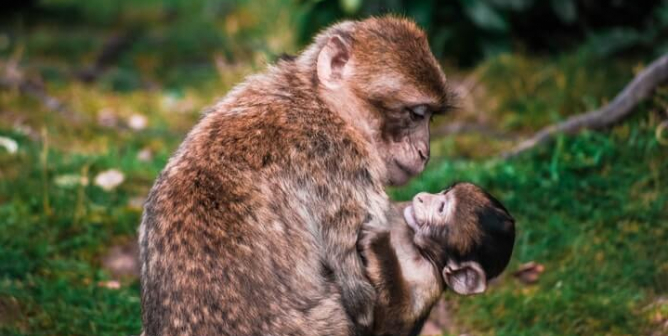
[0,0,667,335]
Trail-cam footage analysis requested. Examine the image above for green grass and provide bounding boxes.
[394,115,668,335]
[1,1,668,335]
[393,56,668,335]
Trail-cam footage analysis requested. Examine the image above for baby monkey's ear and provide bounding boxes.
[442,260,487,295]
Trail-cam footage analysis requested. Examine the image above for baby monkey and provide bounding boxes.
[359,182,515,336]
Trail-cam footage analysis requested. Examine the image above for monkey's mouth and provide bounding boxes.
[403,205,421,232]
[393,159,421,177]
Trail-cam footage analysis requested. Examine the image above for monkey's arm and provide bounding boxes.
[357,225,392,334]
[358,214,415,336]
[322,205,378,333]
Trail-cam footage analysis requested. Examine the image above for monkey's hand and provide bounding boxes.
[337,262,376,333]
[357,225,383,265]
[325,228,377,334]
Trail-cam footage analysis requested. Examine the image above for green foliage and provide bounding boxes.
[478,51,632,130]
[392,56,668,335]
[1,1,668,335]
[0,0,296,91]
[2,52,666,334]
[297,0,668,66]
[393,103,668,336]
[0,135,156,335]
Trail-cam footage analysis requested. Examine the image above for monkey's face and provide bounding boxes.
[402,183,516,296]
[373,103,433,186]
[315,18,452,186]
[347,58,451,186]
[349,36,451,186]
[402,189,487,295]
[403,184,499,256]
[403,190,454,232]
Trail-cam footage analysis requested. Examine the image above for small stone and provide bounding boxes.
[128,114,148,131]
[128,196,145,209]
[102,241,140,279]
[94,169,125,191]
[137,148,153,162]
[161,92,179,112]
[97,108,118,128]
[98,280,121,289]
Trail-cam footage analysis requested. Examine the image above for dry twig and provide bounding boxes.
[0,51,81,122]
[77,31,136,83]
[501,53,668,159]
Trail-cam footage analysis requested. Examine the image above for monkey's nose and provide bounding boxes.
[416,142,429,162]
[418,148,428,161]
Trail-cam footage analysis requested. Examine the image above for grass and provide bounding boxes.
[1,1,668,335]
[395,56,668,335]
[394,112,668,335]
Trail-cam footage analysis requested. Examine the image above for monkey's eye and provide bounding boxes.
[408,105,429,121]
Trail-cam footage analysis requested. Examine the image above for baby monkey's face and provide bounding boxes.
[400,183,515,296]
[403,189,455,231]
[402,186,477,258]
[402,183,495,255]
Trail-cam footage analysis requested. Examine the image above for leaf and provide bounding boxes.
[489,0,534,11]
[513,261,545,284]
[339,0,362,14]
[97,280,121,289]
[0,136,18,154]
[127,114,148,131]
[656,1,668,27]
[407,0,435,29]
[550,0,577,24]
[585,28,649,57]
[54,174,89,188]
[94,169,125,191]
[480,36,512,57]
[461,0,509,32]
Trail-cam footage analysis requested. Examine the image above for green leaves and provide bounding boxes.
[298,0,665,65]
[339,0,362,14]
[461,0,509,32]
[585,28,651,57]
[550,0,577,23]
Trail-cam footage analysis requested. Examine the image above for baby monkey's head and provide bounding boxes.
[403,182,515,295]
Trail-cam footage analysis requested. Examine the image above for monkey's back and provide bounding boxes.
[139,71,385,336]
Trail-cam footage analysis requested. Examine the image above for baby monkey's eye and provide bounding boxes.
[438,201,445,214]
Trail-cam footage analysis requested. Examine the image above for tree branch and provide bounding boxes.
[76,30,136,83]
[501,53,668,159]
[1,56,81,122]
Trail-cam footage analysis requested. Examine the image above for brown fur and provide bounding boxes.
[359,183,515,336]
[359,206,442,336]
[414,183,516,278]
[139,16,450,336]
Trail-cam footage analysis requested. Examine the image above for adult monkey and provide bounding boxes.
[139,17,451,336]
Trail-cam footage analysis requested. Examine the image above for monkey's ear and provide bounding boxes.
[317,35,351,89]
[442,260,487,295]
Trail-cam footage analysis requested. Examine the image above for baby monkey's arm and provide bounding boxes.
[358,203,438,336]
